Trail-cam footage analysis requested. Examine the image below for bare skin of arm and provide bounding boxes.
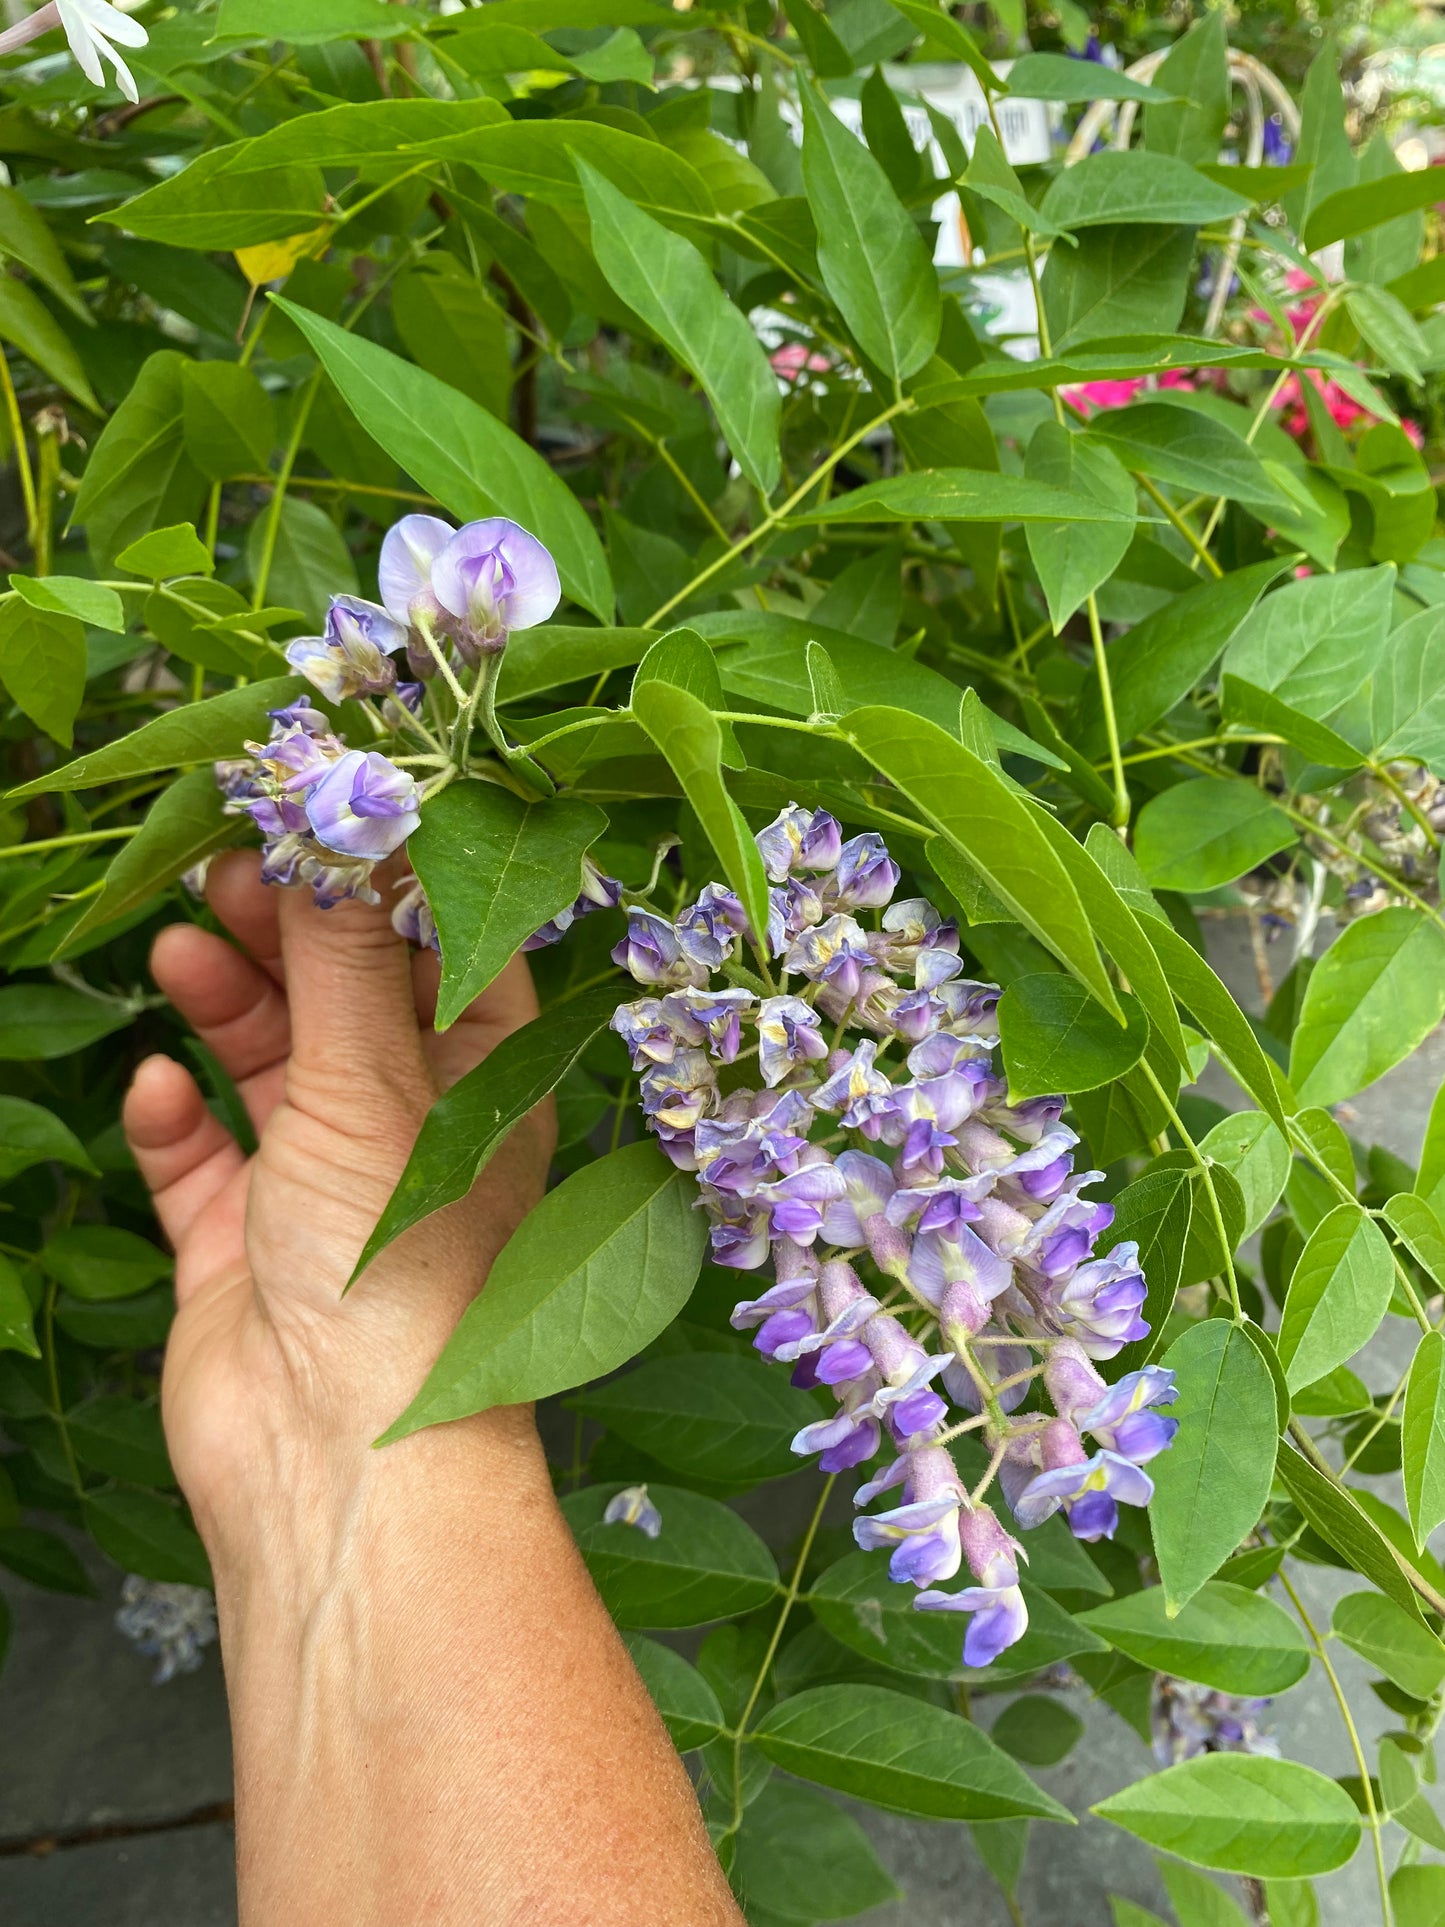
[122,850,742,1927]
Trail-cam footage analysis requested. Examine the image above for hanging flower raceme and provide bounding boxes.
[603,803,1179,1669]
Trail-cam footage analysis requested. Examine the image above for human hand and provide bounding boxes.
[122,848,555,1587]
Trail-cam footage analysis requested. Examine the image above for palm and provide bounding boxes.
[124,851,550,1524]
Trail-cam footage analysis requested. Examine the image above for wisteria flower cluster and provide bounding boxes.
[213,514,560,916]
[608,807,1179,1669]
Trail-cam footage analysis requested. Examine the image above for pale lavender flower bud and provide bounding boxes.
[285,595,406,704]
[1045,1243,1148,1359]
[432,516,560,657]
[602,1484,662,1538]
[823,833,901,912]
[304,749,421,862]
[756,994,828,1087]
[1077,1365,1178,1463]
[391,874,439,951]
[1008,1437,1154,1542]
[813,1038,895,1137]
[1043,1340,1108,1427]
[853,1444,964,1585]
[756,803,840,881]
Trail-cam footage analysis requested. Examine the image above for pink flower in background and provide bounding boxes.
[1061,369,1195,415]
[771,342,834,380]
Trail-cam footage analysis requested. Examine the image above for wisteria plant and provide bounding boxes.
[4,3,1445,1924]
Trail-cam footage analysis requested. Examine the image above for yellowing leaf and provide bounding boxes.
[234,227,328,287]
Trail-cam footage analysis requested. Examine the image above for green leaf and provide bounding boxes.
[0,1524,95,1596]
[1346,285,1430,384]
[1384,1192,1445,1289]
[1393,1866,1445,1927]
[630,679,770,956]
[1007,52,1178,104]
[382,1142,706,1438]
[1093,1755,1360,1878]
[989,1695,1085,1767]
[1041,152,1251,231]
[1105,1167,1194,1377]
[998,972,1146,1099]
[393,262,511,420]
[0,1097,95,1183]
[1078,1582,1310,1696]
[841,706,1122,1016]
[500,625,655,704]
[6,675,298,800]
[117,523,213,581]
[734,1779,900,1921]
[1075,557,1286,756]
[1158,1862,1254,1927]
[9,573,124,633]
[576,1354,818,1485]
[1289,908,1445,1108]
[0,181,89,321]
[1277,1204,1394,1393]
[55,1283,173,1350]
[887,0,998,90]
[0,599,85,747]
[0,985,132,1059]
[272,301,613,623]
[1144,8,1230,164]
[353,986,617,1281]
[408,782,605,1031]
[84,1490,210,1589]
[561,1480,779,1628]
[1221,564,1393,721]
[622,1633,726,1750]
[1332,1590,1445,1700]
[212,0,419,42]
[0,1255,39,1358]
[56,768,243,958]
[180,360,277,483]
[754,1684,1073,1823]
[796,468,1137,527]
[1042,225,1196,353]
[1023,422,1137,632]
[1149,1320,1280,1614]
[1087,400,1283,509]
[440,117,712,223]
[1370,603,1445,769]
[1305,166,1445,251]
[963,126,1075,243]
[798,85,940,389]
[70,352,204,571]
[247,496,356,628]
[41,1224,171,1301]
[0,278,96,411]
[782,0,854,77]
[1220,677,1365,772]
[68,1396,172,1487]
[1198,1111,1290,1240]
[1135,779,1295,893]
[578,162,779,497]
[1275,1441,1430,1622]
[1403,1329,1445,1550]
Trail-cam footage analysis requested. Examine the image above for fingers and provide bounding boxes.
[149,923,293,1130]
[412,949,542,1092]
[277,872,433,1123]
[123,1055,246,1273]
[205,850,285,983]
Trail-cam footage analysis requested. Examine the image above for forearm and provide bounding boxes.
[210,1410,741,1927]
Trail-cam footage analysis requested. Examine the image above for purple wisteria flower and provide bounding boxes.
[597,801,1179,1664]
[433,517,560,658]
[304,749,421,861]
[601,1484,662,1538]
[285,595,406,703]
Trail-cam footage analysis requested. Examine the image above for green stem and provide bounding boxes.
[1139,1058,1242,1319]
[1086,594,1130,832]
[250,368,321,611]
[1279,1569,1395,1927]
[0,348,37,548]
[719,1475,834,1843]
[1136,472,1223,577]
[1369,760,1441,853]
[42,1282,84,1500]
[4,826,138,863]
[643,396,916,629]
[231,472,441,508]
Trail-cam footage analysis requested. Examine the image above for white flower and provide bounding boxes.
[58,0,147,105]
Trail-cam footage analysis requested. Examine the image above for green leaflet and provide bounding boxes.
[733,1781,899,1923]
[1094,1756,1360,1878]
[576,1354,821,1486]
[0,600,86,748]
[1078,1582,1310,1697]
[562,1480,779,1628]
[1040,151,1251,231]
[794,468,1138,527]
[753,1684,1073,1823]
[1135,779,1296,893]
[622,1634,726,1751]
[1023,422,1137,632]
[408,782,606,1031]
[1289,908,1445,1107]
[1403,1330,1445,1550]
[1221,563,1394,722]
[381,1142,707,1437]
[841,705,1122,1016]
[85,1490,210,1589]
[798,85,940,390]
[0,1098,95,1184]
[1371,603,1445,770]
[1277,1204,1394,1393]
[1331,1590,1445,1700]
[1149,1320,1280,1614]
[1275,1442,1432,1622]
[271,301,614,623]
[998,973,1148,1099]
[352,986,620,1282]
[578,163,780,498]
[629,679,770,953]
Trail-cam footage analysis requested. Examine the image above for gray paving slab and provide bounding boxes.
[0,1823,236,1927]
